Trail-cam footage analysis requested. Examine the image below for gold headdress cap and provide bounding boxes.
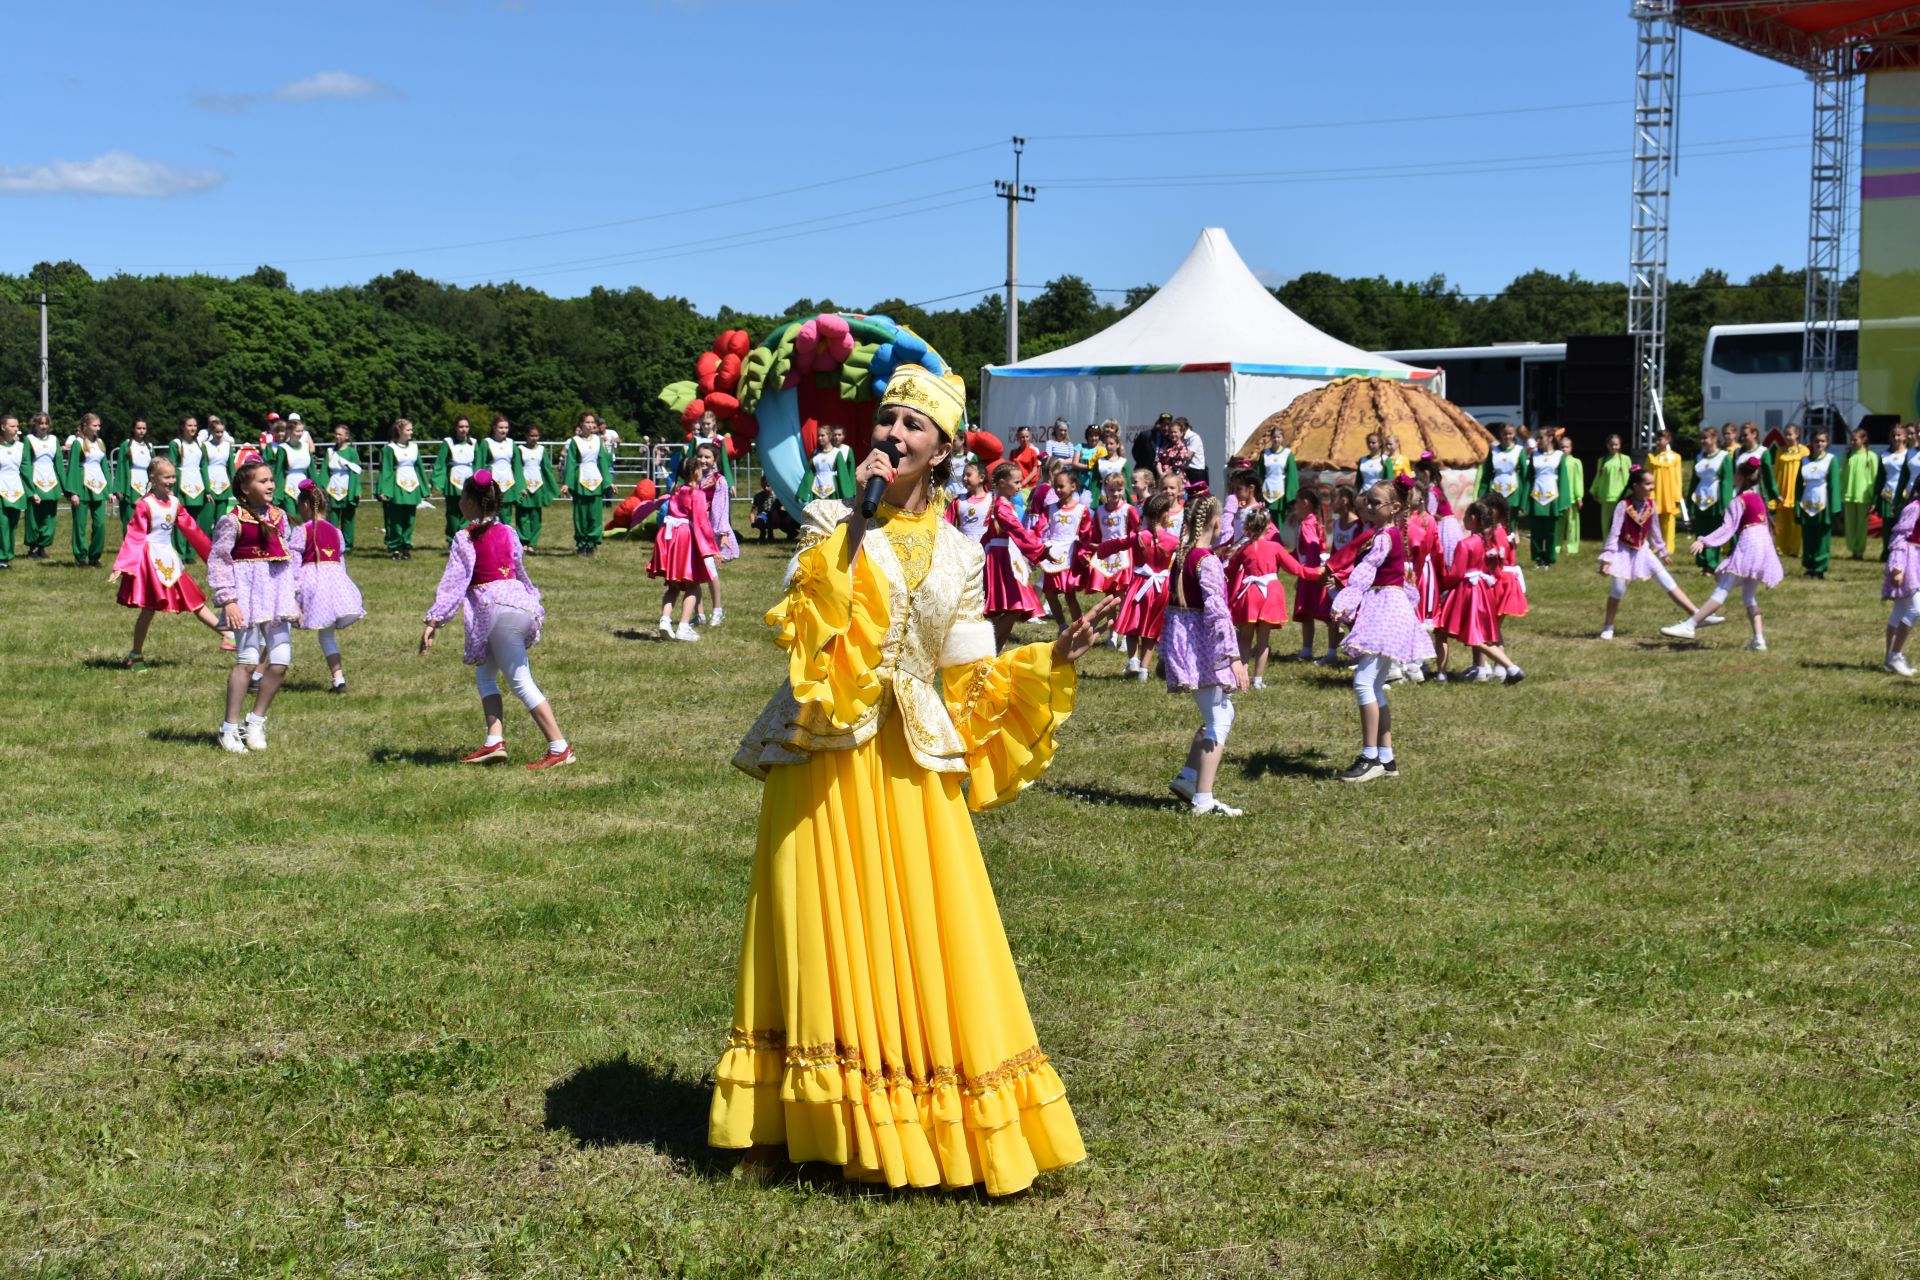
[880,364,967,439]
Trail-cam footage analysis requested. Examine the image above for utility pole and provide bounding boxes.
[994,137,1036,365]
[15,291,63,416]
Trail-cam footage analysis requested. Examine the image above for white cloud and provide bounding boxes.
[195,71,399,114]
[274,71,397,103]
[0,151,224,198]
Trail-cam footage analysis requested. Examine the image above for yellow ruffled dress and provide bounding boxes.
[711,499,1085,1196]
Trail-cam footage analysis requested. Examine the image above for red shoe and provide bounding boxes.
[525,746,576,771]
[460,742,508,764]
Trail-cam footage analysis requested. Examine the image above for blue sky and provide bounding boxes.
[6,1,1818,312]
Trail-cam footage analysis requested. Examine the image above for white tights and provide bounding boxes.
[1608,563,1678,599]
[474,607,546,711]
[1353,654,1391,707]
[1706,573,1761,611]
[1891,595,1920,629]
[317,628,341,658]
[1193,685,1236,749]
[235,621,292,667]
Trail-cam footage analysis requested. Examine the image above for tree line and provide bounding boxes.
[0,258,1841,446]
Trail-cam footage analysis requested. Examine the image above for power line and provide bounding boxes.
[1025,79,1802,142]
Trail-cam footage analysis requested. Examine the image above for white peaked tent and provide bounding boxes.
[982,227,1434,490]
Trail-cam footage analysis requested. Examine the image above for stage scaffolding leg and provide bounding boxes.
[1803,58,1857,431]
[1629,2,1677,453]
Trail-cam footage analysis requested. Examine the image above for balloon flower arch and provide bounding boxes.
[659,312,1002,520]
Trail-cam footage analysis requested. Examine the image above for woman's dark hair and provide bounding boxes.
[461,471,503,522]
[1141,492,1173,526]
[929,441,954,497]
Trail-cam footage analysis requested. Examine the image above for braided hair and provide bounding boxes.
[1170,492,1221,610]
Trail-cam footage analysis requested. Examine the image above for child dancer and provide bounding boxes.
[111,457,228,670]
[62,413,110,566]
[982,460,1046,650]
[1662,457,1784,650]
[421,471,574,769]
[1332,478,1437,782]
[323,423,365,552]
[697,441,736,626]
[1433,501,1523,683]
[1794,428,1837,578]
[514,424,558,548]
[1478,490,1527,680]
[1880,491,1920,676]
[1597,466,1705,640]
[1226,507,1319,689]
[1088,472,1138,648]
[376,418,424,559]
[294,482,365,693]
[1162,494,1248,817]
[561,412,610,555]
[1689,426,1735,572]
[1291,489,1333,661]
[0,415,21,569]
[647,452,718,642]
[1320,484,1367,664]
[207,458,305,754]
[1033,468,1090,628]
[1099,492,1176,679]
[945,461,993,543]
[109,418,155,541]
[24,413,62,559]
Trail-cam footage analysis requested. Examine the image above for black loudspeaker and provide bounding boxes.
[1561,334,1636,458]
[1861,413,1897,445]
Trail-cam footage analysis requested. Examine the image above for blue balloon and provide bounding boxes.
[753,385,813,521]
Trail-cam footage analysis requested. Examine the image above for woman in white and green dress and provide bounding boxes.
[375,417,425,559]
[560,412,609,555]
[324,423,365,552]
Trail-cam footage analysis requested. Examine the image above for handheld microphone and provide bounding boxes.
[859,437,904,519]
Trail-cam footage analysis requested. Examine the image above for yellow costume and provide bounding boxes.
[711,367,1085,1197]
[1773,443,1808,556]
[1645,447,1684,552]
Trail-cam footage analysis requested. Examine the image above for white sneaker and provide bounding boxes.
[657,614,673,637]
[1598,626,1614,640]
[1169,774,1197,802]
[1133,666,1151,682]
[1251,676,1266,690]
[217,726,249,755]
[676,622,701,642]
[1191,797,1242,817]
[243,719,268,752]
[1886,653,1915,677]
[710,607,725,627]
[694,611,707,626]
[1702,614,1728,627]
[1744,636,1768,652]
[1406,665,1426,684]
[1661,620,1698,640]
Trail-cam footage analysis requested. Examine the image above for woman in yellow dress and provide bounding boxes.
[711,364,1119,1196]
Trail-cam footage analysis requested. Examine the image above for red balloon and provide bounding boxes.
[681,398,706,426]
[716,352,742,392]
[730,412,757,450]
[705,391,740,417]
[721,329,750,359]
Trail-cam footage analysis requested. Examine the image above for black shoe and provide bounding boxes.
[1339,755,1385,784]
[1504,668,1526,686]
[329,681,346,694]
[402,549,412,560]
[1381,758,1400,779]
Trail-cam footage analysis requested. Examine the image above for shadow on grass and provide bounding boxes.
[1238,747,1330,781]
[611,628,672,642]
[368,745,459,766]
[1035,781,1184,812]
[82,656,141,670]
[147,727,213,746]
[544,1055,725,1174]
[1801,659,1877,672]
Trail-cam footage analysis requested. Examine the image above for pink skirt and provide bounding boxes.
[117,564,206,613]
[983,541,1041,617]
[1230,574,1289,626]
[1492,565,1529,618]
[1434,579,1499,647]
[1292,575,1330,622]
[1086,548,1131,593]
[647,517,712,586]
[296,562,365,631]
[1606,544,1666,582]
[1336,584,1438,664]
[1114,570,1170,641]
[1716,523,1784,588]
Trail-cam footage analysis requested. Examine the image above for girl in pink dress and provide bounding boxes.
[1031,469,1091,630]
[1661,457,1785,650]
[294,482,366,693]
[111,455,226,671]
[1289,490,1332,662]
[1160,494,1248,817]
[1434,501,1522,683]
[421,472,573,770]
[696,441,736,627]
[647,453,720,643]
[1331,478,1437,783]
[207,458,305,754]
[1086,472,1139,651]
[982,461,1046,650]
[1225,508,1320,689]
[1880,495,1920,676]
[1099,492,1177,680]
[943,461,992,545]
[1597,467,1704,641]
[1477,491,1527,681]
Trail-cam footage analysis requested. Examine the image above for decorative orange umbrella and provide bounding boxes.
[1238,376,1496,469]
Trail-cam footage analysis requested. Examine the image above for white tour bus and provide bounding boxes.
[1375,343,1568,429]
[1701,321,1865,434]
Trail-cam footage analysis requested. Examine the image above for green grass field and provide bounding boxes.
[3,507,1917,1279]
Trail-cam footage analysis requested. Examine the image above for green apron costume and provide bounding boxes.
[269,437,318,518]
[562,433,609,550]
[1521,448,1571,566]
[168,435,211,561]
[476,435,522,512]
[1259,445,1300,520]
[514,442,557,547]
[62,435,110,564]
[1477,442,1529,534]
[1688,449,1735,571]
[0,438,25,565]
[323,442,364,551]
[432,435,480,542]
[1590,452,1632,539]
[1556,451,1587,556]
[110,437,156,539]
[376,440,425,554]
[1794,450,1836,576]
[202,434,237,525]
[1876,448,1909,562]
[24,432,63,553]
[1842,444,1880,559]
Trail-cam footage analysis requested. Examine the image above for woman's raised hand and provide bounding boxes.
[854,448,896,492]
[1052,594,1122,666]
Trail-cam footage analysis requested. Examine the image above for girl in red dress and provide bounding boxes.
[1099,491,1178,680]
[110,456,227,671]
[982,461,1046,650]
[1225,507,1321,689]
[1031,468,1091,630]
[1289,489,1332,662]
[647,452,720,643]
[1434,501,1522,683]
